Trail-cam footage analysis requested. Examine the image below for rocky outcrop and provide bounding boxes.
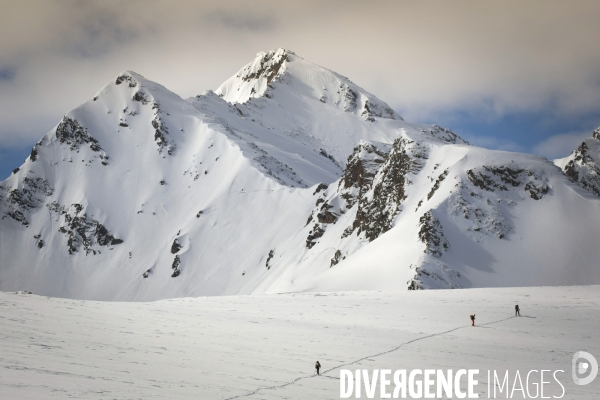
[151,102,176,156]
[48,203,122,255]
[171,255,181,277]
[330,249,344,267]
[306,224,325,249]
[338,142,387,208]
[427,169,449,200]
[133,90,150,105]
[348,137,426,242]
[115,74,138,88]
[171,239,182,254]
[1,176,54,227]
[316,203,338,224]
[562,128,600,196]
[241,50,289,85]
[418,211,449,258]
[265,250,274,270]
[55,117,102,152]
[29,146,38,162]
[467,165,548,200]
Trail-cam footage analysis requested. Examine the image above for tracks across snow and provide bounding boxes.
[223,315,516,399]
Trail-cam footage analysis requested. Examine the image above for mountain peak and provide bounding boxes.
[214,49,402,122]
[555,125,600,196]
[215,48,292,103]
[113,71,147,88]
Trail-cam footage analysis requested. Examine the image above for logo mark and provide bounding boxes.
[572,351,598,386]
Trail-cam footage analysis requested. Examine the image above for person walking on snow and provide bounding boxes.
[515,305,520,316]
[470,314,475,326]
[315,361,321,375]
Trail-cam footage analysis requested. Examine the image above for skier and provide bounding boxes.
[315,361,321,375]
[470,314,475,326]
[515,305,520,316]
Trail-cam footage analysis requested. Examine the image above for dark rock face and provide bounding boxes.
[30,146,38,162]
[562,128,600,196]
[4,210,28,227]
[133,90,150,105]
[7,177,53,211]
[265,250,274,270]
[316,203,338,224]
[349,137,423,242]
[171,255,181,277]
[338,142,387,208]
[418,211,449,258]
[303,137,430,247]
[151,103,176,155]
[427,169,449,201]
[467,165,548,200]
[48,203,122,255]
[241,51,289,85]
[171,239,182,254]
[115,74,138,87]
[305,183,340,246]
[330,249,344,267]
[313,183,328,195]
[306,224,325,249]
[1,176,54,227]
[55,117,102,152]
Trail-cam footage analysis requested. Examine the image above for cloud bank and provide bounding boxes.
[1,0,600,158]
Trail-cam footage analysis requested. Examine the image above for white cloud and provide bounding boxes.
[532,130,593,160]
[1,1,600,149]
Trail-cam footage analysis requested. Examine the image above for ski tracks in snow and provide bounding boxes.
[223,315,516,399]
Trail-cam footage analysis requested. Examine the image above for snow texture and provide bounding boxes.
[0,286,598,398]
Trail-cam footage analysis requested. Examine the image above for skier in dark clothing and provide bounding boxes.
[470,314,475,326]
[315,361,321,375]
[515,305,520,316]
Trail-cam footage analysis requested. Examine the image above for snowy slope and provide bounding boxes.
[1,50,600,300]
[1,286,599,399]
[0,71,319,300]
[254,130,600,294]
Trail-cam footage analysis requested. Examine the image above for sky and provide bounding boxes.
[1,0,600,179]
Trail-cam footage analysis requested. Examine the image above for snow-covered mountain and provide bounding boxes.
[555,127,600,196]
[1,48,600,300]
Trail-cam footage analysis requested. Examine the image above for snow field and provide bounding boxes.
[1,285,599,399]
